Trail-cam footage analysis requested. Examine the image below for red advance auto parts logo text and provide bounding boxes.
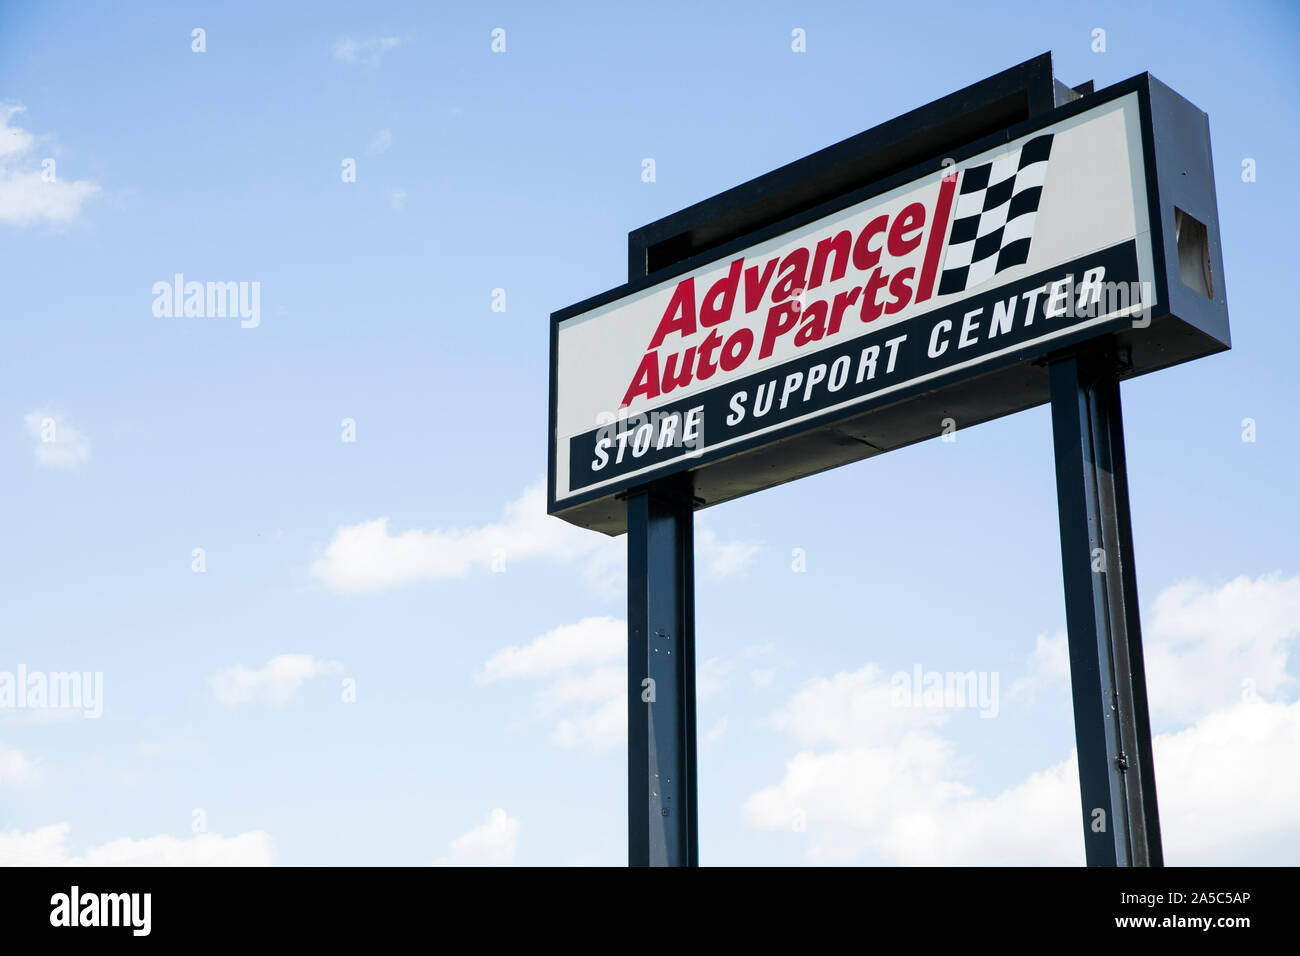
[619,172,957,409]
[619,134,1055,411]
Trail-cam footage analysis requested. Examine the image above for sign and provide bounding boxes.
[549,74,1227,533]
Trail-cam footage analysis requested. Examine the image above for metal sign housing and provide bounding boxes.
[549,64,1227,535]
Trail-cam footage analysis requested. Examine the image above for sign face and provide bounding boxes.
[550,81,1221,532]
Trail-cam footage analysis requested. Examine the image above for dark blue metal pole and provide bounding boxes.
[626,485,698,866]
[1049,351,1163,866]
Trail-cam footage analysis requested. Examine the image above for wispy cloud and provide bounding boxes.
[703,716,729,746]
[313,481,602,593]
[0,105,99,226]
[1007,631,1068,704]
[210,654,343,707]
[0,823,273,865]
[433,809,519,866]
[696,526,760,577]
[24,410,91,469]
[312,480,761,597]
[480,617,625,753]
[332,36,400,67]
[0,105,35,158]
[480,617,623,682]
[0,743,39,789]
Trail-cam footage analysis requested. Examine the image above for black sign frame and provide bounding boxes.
[548,60,1228,535]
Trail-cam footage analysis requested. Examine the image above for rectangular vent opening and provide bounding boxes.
[1175,207,1213,299]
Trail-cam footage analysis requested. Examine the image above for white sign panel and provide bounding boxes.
[552,93,1155,510]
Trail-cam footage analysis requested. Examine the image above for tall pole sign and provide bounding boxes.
[549,53,1229,866]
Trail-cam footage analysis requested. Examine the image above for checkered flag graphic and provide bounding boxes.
[937,134,1054,295]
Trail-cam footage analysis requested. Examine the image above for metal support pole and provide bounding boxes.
[1049,351,1163,866]
[626,484,698,866]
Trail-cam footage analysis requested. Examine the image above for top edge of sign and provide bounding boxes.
[626,52,1063,276]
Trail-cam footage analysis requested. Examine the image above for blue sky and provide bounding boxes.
[1,0,1298,865]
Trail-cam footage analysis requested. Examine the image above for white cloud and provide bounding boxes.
[696,655,731,699]
[552,695,623,751]
[332,36,400,67]
[1007,631,1068,704]
[0,105,35,158]
[313,480,602,593]
[210,654,343,707]
[0,171,99,225]
[1156,695,1300,863]
[771,663,948,749]
[0,823,273,866]
[703,716,729,746]
[481,618,625,753]
[745,732,984,863]
[696,526,760,577]
[1146,573,1300,724]
[0,743,38,788]
[746,574,1300,865]
[433,809,519,866]
[24,411,91,469]
[0,105,100,226]
[313,480,762,597]
[999,574,1300,724]
[386,188,406,211]
[538,664,624,709]
[368,129,392,154]
[751,694,1300,865]
[480,617,623,682]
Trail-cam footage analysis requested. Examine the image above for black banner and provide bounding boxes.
[0,863,1278,941]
